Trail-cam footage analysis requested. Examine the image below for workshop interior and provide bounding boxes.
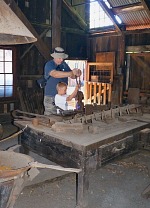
[0,0,150,208]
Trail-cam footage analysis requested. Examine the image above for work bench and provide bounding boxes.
[14,112,150,208]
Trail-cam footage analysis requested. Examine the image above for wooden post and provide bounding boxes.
[84,82,88,104]
[103,84,107,105]
[108,84,112,103]
[118,34,125,104]
[52,0,62,48]
[89,83,92,104]
[76,171,89,207]
[93,83,97,103]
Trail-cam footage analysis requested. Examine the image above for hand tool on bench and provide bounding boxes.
[12,109,53,126]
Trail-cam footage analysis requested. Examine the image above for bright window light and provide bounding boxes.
[89,0,121,29]
[0,49,13,97]
[115,15,122,24]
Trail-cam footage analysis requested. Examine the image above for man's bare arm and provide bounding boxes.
[66,85,79,101]
[50,70,74,78]
[50,68,81,79]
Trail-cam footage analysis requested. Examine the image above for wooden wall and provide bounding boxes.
[10,0,87,114]
[17,0,87,77]
[127,53,150,91]
[87,32,150,104]
[88,34,125,71]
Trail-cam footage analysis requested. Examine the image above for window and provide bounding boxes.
[0,47,16,99]
[89,0,121,29]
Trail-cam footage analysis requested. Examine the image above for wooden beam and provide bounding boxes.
[125,28,150,35]
[21,28,50,59]
[126,45,150,53]
[97,0,122,33]
[3,0,50,61]
[88,62,113,66]
[52,0,62,49]
[119,34,125,69]
[62,0,87,31]
[62,27,85,35]
[89,28,150,37]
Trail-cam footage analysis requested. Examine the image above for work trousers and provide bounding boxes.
[44,96,57,115]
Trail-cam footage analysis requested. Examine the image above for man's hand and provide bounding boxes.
[72,68,82,77]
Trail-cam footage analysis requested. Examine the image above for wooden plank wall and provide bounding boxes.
[124,52,150,103]
[88,32,150,104]
[125,33,150,102]
[88,35,122,73]
[96,52,115,82]
[9,0,87,114]
[129,53,150,91]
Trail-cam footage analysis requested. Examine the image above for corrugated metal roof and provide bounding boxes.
[108,0,141,7]
[107,0,150,30]
[120,10,150,25]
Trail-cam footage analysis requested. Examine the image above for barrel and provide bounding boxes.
[0,151,39,208]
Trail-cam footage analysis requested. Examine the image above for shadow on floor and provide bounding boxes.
[13,150,150,208]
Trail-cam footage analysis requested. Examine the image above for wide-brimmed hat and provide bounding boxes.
[51,47,68,59]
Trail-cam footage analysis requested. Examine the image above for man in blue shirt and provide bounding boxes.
[44,47,81,115]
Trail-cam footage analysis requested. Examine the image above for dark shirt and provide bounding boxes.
[44,60,71,97]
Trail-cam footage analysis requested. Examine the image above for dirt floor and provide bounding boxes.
[0,116,150,208]
[14,150,150,208]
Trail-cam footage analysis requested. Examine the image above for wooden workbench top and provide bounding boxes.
[14,114,150,151]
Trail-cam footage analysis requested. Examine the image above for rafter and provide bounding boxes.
[3,0,50,60]
[62,0,87,31]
